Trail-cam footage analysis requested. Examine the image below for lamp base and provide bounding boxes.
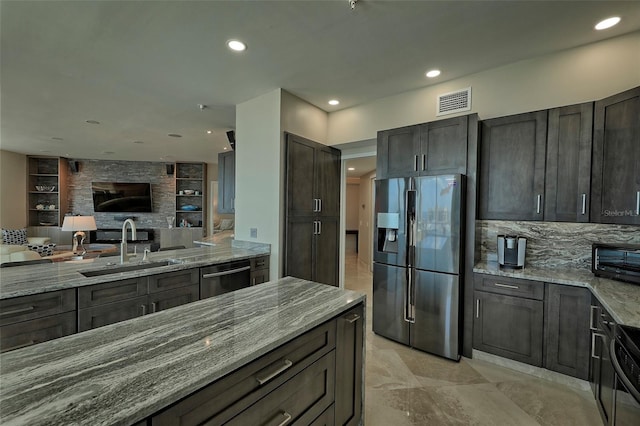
[73,231,87,256]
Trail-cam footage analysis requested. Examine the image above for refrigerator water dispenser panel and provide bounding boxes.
[377,212,400,253]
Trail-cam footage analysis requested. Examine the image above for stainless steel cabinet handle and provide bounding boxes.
[589,305,599,331]
[151,302,157,313]
[345,313,361,323]
[318,198,322,212]
[476,299,480,319]
[422,154,426,171]
[636,191,640,216]
[274,412,292,426]
[591,332,605,360]
[581,193,587,215]
[0,305,35,317]
[141,304,146,316]
[256,359,293,385]
[202,265,251,279]
[318,221,321,235]
[536,194,542,214]
[414,155,419,171]
[494,283,519,290]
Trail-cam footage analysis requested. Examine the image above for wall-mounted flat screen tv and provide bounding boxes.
[91,182,153,212]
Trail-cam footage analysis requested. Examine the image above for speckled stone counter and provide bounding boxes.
[0,240,270,299]
[0,277,366,426]
[474,261,640,328]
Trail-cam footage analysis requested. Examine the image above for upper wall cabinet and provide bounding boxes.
[591,86,640,225]
[479,111,548,221]
[218,151,235,214]
[377,115,469,179]
[27,156,69,227]
[544,102,594,222]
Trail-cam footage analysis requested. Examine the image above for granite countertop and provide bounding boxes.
[0,240,270,299]
[474,261,640,328]
[0,277,366,426]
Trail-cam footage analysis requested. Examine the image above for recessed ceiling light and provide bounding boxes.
[168,133,182,138]
[348,167,355,171]
[227,39,246,52]
[207,130,212,134]
[426,69,441,78]
[51,137,64,141]
[39,149,51,153]
[133,140,144,144]
[85,120,100,124]
[102,151,115,155]
[595,17,621,30]
[328,99,340,106]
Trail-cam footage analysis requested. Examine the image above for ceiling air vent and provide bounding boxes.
[436,87,471,116]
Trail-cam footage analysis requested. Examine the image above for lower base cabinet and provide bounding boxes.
[0,311,76,352]
[151,303,364,426]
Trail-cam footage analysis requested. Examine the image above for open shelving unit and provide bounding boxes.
[175,162,206,230]
[27,156,69,227]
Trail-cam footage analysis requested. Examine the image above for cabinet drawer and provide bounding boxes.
[474,273,543,300]
[78,296,147,332]
[224,351,335,426]
[310,403,335,426]
[0,311,76,352]
[251,256,269,270]
[148,284,199,313]
[78,278,147,308]
[152,319,336,426]
[0,289,75,326]
[148,269,199,293]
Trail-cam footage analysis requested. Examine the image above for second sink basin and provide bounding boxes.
[80,260,180,277]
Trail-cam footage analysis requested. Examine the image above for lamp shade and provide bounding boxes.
[61,216,97,231]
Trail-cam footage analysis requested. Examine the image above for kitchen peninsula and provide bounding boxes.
[0,277,366,425]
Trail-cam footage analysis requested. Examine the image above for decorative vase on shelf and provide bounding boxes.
[166,216,175,228]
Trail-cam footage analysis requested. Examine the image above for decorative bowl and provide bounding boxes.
[183,189,195,195]
[35,185,56,192]
[181,205,200,211]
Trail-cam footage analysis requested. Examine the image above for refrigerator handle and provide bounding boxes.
[404,267,415,323]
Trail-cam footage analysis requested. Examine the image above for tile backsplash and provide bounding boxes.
[476,220,639,270]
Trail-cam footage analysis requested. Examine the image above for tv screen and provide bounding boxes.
[92,182,153,212]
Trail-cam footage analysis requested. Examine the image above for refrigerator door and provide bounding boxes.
[373,262,410,345]
[414,174,464,274]
[411,269,460,360]
[374,178,409,267]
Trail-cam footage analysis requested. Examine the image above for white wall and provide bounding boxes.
[358,169,376,270]
[281,91,328,144]
[0,150,27,229]
[327,31,640,144]
[345,183,360,230]
[235,89,283,279]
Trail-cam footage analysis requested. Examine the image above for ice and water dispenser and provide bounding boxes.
[377,212,400,253]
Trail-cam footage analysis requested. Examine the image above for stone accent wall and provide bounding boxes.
[67,160,176,230]
[476,220,640,269]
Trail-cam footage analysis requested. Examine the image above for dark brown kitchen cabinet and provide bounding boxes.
[285,133,340,287]
[0,289,77,352]
[544,284,591,380]
[335,305,364,426]
[591,86,640,225]
[544,103,594,222]
[250,255,270,285]
[479,111,548,220]
[218,150,236,214]
[78,295,148,332]
[473,274,544,366]
[148,285,199,313]
[590,296,616,425]
[376,115,470,179]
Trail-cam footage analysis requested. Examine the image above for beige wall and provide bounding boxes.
[0,150,27,230]
[327,31,640,144]
[345,183,360,230]
[357,169,376,270]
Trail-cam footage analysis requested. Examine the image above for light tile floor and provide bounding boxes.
[343,254,602,426]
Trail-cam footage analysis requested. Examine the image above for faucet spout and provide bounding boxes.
[120,218,138,264]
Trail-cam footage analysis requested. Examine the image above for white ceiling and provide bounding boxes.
[2,1,639,164]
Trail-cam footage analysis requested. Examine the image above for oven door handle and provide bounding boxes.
[610,339,640,404]
[202,266,251,279]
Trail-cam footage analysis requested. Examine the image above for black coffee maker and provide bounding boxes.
[497,235,526,269]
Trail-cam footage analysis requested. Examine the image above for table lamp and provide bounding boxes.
[61,215,97,255]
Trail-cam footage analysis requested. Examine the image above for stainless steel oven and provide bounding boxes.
[200,259,251,299]
[610,325,640,425]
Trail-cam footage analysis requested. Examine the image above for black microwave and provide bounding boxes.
[592,243,640,285]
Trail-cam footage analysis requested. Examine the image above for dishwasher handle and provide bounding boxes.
[202,265,251,279]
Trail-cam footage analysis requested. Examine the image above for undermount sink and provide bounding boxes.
[79,260,182,277]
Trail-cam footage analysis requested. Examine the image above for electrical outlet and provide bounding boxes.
[250,228,257,238]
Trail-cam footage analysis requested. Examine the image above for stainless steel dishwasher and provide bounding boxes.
[200,259,251,299]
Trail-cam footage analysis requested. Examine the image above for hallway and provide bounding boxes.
[343,254,601,426]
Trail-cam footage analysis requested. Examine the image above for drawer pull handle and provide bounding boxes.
[476,299,480,319]
[269,411,292,426]
[589,305,599,331]
[494,283,519,290]
[202,265,251,279]
[256,359,293,385]
[151,302,157,313]
[346,313,360,323]
[592,332,605,360]
[0,305,35,317]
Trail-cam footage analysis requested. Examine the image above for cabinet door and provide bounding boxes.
[148,269,199,293]
[286,135,316,217]
[315,146,341,217]
[419,115,468,175]
[0,311,76,352]
[376,125,420,178]
[148,284,199,313]
[285,217,315,282]
[545,103,594,222]
[218,151,235,214]
[335,305,364,426]
[544,284,591,380]
[0,289,75,326]
[591,86,640,225]
[78,296,148,332]
[314,217,339,287]
[78,277,147,308]
[473,291,544,366]
[479,111,547,220]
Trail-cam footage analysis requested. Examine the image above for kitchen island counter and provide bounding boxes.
[0,277,366,425]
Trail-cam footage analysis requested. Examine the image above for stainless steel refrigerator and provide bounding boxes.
[373,175,464,361]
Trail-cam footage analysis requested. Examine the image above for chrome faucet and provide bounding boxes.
[120,218,137,264]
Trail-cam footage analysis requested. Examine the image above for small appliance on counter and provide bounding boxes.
[497,235,526,269]
[592,243,640,285]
